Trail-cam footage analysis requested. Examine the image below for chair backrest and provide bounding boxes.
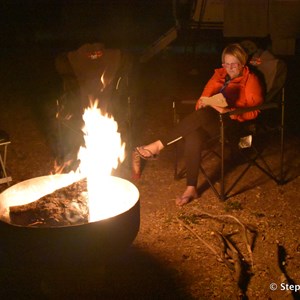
[250,49,287,102]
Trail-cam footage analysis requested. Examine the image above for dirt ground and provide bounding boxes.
[0,45,300,299]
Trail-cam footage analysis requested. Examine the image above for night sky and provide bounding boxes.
[0,0,178,97]
[1,0,175,49]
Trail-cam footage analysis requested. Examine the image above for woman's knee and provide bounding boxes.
[184,131,204,155]
[185,131,201,146]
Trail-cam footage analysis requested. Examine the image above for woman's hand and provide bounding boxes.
[196,98,230,114]
[195,98,205,110]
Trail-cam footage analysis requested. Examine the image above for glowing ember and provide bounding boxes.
[77,101,125,222]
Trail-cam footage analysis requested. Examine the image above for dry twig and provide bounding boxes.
[176,216,223,262]
[215,230,245,299]
[191,209,255,267]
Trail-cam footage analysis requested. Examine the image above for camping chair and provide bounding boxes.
[0,130,12,186]
[173,51,287,201]
[55,44,133,166]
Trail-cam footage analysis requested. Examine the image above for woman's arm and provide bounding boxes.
[230,73,264,121]
[195,71,224,110]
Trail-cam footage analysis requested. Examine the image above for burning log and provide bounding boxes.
[9,179,88,227]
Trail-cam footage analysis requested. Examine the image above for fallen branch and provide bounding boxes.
[215,231,245,298]
[213,230,235,271]
[191,209,255,267]
[177,216,248,299]
[176,216,223,263]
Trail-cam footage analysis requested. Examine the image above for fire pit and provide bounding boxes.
[0,174,139,268]
[0,101,140,269]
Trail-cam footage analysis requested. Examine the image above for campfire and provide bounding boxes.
[0,101,140,267]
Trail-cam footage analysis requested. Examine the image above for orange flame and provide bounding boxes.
[77,100,125,221]
[0,101,136,224]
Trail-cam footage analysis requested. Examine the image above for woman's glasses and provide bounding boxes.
[222,62,240,69]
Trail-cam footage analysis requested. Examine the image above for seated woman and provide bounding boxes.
[134,43,264,206]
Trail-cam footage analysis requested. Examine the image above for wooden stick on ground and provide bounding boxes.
[191,209,254,267]
[176,216,223,263]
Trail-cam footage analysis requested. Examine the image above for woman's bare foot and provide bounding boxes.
[176,186,198,206]
[136,140,164,159]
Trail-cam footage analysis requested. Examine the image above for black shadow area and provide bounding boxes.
[0,246,194,300]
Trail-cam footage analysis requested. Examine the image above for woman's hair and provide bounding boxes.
[221,43,248,66]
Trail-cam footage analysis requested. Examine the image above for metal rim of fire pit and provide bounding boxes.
[0,174,140,268]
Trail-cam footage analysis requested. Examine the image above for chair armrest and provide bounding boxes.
[222,102,279,117]
[180,100,196,105]
[173,99,280,120]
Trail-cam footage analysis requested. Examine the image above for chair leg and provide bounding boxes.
[174,144,179,180]
[220,115,226,201]
[279,88,285,184]
[0,157,12,186]
[0,143,12,186]
[173,101,178,180]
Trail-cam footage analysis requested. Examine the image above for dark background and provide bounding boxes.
[0,0,174,48]
[0,0,299,151]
